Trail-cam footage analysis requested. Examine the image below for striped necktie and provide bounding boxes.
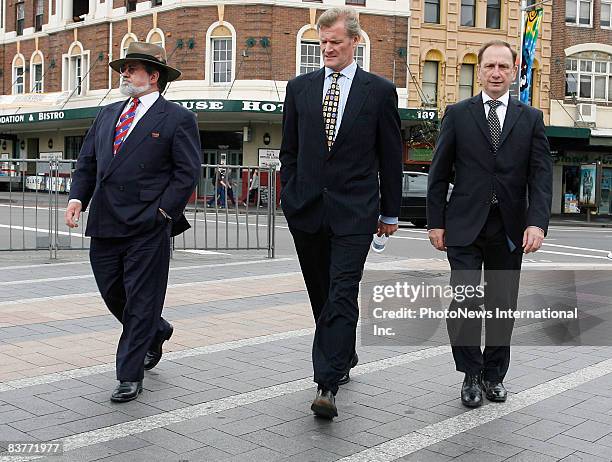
[323,72,341,149]
[113,97,140,156]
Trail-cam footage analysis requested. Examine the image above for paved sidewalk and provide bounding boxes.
[0,251,611,462]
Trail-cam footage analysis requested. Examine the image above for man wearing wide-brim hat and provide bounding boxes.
[65,42,201,402]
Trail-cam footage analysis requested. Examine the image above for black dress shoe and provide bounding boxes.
[338,352,359,385]
[111,381,142,402]
[461,373,483,408]
[311,388,338,419]
[144,324,174,371]
[483,379,507,402]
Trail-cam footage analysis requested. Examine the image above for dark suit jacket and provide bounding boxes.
[427,93,552,249]
[279,67,403,235]
[69,95,201,238]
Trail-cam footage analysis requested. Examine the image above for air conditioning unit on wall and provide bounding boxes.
[576,103,597,125]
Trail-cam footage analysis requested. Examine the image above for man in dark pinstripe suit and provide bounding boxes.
[279,7,403,419]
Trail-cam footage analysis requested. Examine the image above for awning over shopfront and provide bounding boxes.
[0,100,438,129]
[545,125,591,139]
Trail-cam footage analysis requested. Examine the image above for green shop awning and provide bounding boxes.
[545,125,590,139]
[0,100,439,127]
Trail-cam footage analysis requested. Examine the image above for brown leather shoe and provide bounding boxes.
[311,388,338,419]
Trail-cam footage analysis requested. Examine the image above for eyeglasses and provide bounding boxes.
[119,64,144,75]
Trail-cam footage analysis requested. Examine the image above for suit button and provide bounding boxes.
[323,188,328,193]
[119,186,125,191]
[139,163,145,169]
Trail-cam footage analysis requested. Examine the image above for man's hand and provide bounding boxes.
[65,201,82,228]
[428,228,446,251]
[523,226,544,254]
[377,221,398,237]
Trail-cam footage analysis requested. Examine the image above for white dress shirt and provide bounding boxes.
[481,90,509,130]
[118,91,160,139]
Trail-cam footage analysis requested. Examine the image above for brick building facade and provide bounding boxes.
[548,0,612,216]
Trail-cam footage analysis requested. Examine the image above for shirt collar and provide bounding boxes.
[482,90,509,107]
[325,60,358,81]
[131,91,160,109]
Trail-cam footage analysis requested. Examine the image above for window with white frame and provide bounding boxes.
[565,53,612,101]
[566,0,592,25]
[602,0,611,27]
[147,30,164,48]
[212,37,232,83]
[121,35,136,58]
[63,44,89,96]
[35,0,43,32]
[300,41,321,75]
[206,23,235,84]
[459,64,475,101]
[16,2,25,36]
[13,57,25,94]
[423,61,439,106]
[31,53,44,93]
[354,44,365,68]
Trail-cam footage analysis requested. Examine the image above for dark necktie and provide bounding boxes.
[486,99,502,205]
[114,97,140,156]
[323,72,341,149]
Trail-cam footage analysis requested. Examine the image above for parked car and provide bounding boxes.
[399,171,453,228]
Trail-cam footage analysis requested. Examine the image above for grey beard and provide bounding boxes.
[120,81,151,97]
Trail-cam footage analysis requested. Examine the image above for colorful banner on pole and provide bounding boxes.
[520,8,543,104]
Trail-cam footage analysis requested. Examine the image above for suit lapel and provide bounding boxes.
[99,101,126,176]
[306,68,327,151]
[103,96,168,180]
[330,67,371,155]
[498,97,523,149]
[468,93,494,149]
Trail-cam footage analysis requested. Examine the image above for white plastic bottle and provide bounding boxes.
[371,234,389,253]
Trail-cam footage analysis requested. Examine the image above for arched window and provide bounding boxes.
[121,33,138,58]
[355,30,370,71]
[147,29,165,48]
[63,42,89,95]
[30,51,44,93]
[206,22,236,84]
[296,25,320,76]
[12,54,25,95]
[422,49,443,106]
[565,50,612,101]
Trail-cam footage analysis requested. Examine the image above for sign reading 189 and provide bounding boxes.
[416,110,437,120]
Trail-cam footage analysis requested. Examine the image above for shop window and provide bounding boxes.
[65,136,84,160]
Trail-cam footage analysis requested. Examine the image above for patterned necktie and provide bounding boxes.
[113,97,140,156]
[486,99,502,151]
[486,99,502,205]
[323,72,341,149]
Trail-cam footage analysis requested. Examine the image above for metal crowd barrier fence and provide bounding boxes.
[0,159,277,259]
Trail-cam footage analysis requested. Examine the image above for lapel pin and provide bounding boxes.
[151,132,160,138]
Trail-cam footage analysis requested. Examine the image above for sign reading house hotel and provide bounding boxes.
[0,100,435,126]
